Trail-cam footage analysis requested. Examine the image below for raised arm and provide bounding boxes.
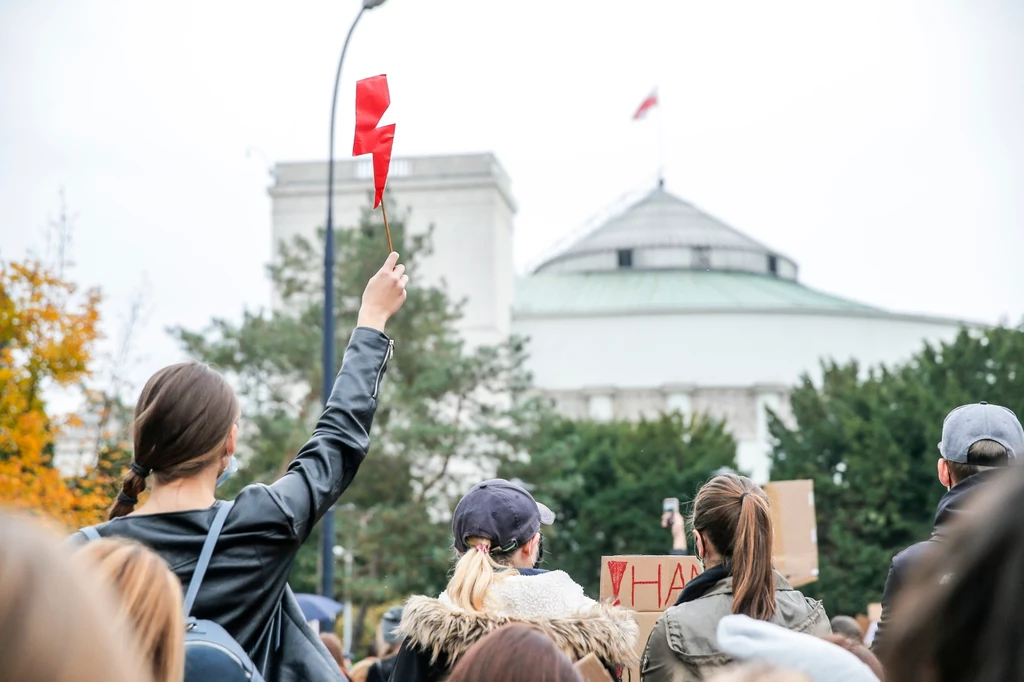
[267,252,408,541]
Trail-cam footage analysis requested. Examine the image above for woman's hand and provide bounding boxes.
[357,252,408,332]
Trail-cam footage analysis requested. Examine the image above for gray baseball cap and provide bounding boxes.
[379,606,405,644]
[452,479,555,554]
[939,402,1024,464]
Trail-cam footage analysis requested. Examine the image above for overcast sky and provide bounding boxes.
[2,0,1023,400]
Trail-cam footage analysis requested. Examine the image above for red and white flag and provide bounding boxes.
[633,89,659,120]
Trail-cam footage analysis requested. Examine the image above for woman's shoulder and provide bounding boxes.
[773,585,830,635]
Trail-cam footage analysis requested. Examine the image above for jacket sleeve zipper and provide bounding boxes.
[372,339,394,399]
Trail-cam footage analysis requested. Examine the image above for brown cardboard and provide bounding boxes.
[868,602,882,622]
[574,653,614,682]
[629,611,663,680]
[764,479,819,588]
[599,555,703,611]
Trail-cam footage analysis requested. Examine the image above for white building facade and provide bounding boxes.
[270,155,966,482]
[269,154,516,349]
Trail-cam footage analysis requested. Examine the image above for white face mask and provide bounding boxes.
[216,455,238,488]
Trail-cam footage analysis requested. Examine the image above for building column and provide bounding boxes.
[585,389,616,422]
[662,384,695,422]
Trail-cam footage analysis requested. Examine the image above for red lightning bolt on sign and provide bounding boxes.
[352,74,395,210]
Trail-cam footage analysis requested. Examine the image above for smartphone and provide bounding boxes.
[663,497,679,515]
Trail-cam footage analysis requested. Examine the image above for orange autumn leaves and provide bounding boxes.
[0,258,112,529]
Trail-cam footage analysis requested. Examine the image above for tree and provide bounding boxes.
[501,413,736,597]
[769,325,1024,617]
[0,257,107,527]
[174,199,547,645]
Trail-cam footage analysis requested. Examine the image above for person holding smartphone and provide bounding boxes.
[663,498,689,555]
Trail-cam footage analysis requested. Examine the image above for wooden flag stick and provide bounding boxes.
[379,198,393,253]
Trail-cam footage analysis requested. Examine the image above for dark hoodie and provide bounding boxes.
[873,469,1003,655]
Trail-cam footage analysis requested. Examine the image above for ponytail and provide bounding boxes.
[446,538,516,612]
[730,492,776,620]
[692,474,777,621]
[108,462,151,520]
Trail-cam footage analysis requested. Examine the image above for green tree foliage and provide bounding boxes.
[173,200,547,645]
[502,413,736,597]
[769,326,1024,617]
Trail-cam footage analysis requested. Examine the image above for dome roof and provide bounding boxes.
[514,270,878,317]
[533,184,798,280]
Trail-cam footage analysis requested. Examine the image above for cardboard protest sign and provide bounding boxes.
[600,555,703,611]
[764,479,819,588]
[574,653,614,682]
[630,611,663,680]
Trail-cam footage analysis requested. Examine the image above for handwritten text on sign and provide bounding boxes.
[599,555,703,612]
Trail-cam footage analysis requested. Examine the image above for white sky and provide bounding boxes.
[2,0,1023,400]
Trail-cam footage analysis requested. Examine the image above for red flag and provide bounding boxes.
[352,74,396,208]
[633,89,658,120]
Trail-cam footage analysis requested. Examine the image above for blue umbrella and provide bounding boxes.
[294,593,345,622]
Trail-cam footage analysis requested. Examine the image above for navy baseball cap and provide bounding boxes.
[939,402,1024,464]
[452,479,555,554]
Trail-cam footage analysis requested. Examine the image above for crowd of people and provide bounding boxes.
[2,253,1024,682]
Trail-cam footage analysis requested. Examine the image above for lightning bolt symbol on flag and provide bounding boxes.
[352,74,395,209]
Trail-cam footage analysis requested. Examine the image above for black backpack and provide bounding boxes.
[81,501,266,682]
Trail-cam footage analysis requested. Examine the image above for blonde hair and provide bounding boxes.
[349,657,377,682]
[708,664,812,682]
[446,537,519,612]
[0,511,150,682]
[74,538,185,682]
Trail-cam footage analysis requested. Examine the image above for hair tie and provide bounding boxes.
[117,491,139,506]
[739,492,750,502]
[129,462,151,478]
[475,544,491,555]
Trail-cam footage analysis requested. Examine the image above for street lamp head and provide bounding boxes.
[363,0,387,8]
[332,545,345,558]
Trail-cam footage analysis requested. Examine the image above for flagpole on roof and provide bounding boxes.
[656,86,665,186]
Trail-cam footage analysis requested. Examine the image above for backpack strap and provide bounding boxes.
[79,526,102,542]
[183,501,234,619]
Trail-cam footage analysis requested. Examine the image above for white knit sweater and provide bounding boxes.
[438,570,596,618]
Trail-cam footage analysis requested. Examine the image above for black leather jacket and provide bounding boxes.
[72,327,393,682]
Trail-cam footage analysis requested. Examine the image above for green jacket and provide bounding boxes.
[639,572,829,682]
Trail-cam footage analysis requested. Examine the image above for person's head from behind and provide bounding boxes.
[820,635,883,680]
[446,479,555,612]
[73,538,184,682]
[936,402,1022,489]
[445,624,582,682]
[829,616,862,644]
[883,465,1024,682]
[692,473,775,620]
[376,605,405,658]
[110,361,240,519]
[0,512,149,682]
[319,633,346,670]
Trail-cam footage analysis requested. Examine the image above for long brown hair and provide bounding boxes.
[0,511,150,682]
[692,474,776,620]
[110,361,239,519]
[445,624,583,682]
[73,538,185,682]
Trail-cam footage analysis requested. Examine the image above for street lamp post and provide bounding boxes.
[321,0,388,602]
[333,544,356,652]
